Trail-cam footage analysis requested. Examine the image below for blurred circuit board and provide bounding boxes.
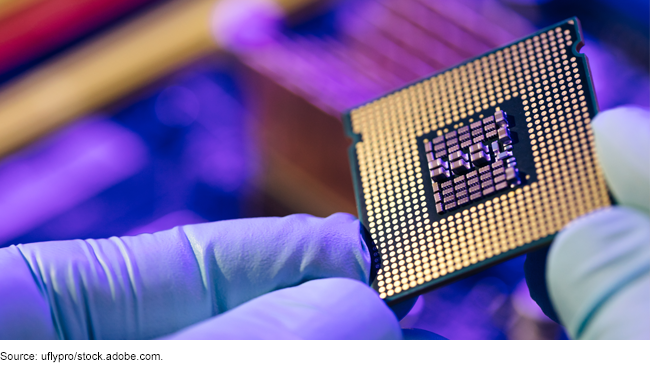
[344,18,611,305]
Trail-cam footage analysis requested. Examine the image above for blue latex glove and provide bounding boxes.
[0,213,402,339]
[526,106,650,339]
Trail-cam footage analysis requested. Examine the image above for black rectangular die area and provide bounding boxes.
[343,18,611,304]
[423,110,522,214]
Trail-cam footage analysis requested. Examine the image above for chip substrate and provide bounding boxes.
[343,18,611,305]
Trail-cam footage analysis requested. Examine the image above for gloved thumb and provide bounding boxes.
[592,106,649,215]
[162,278,402,340]
[547,206,650,339]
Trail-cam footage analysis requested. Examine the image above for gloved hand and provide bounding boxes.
[525,106,650,339]
[0,213,402,340]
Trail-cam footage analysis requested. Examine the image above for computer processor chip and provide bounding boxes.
[343,18,611,305]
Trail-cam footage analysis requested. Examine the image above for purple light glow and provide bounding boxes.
[211,0,284,52]
[185,76,257,192]
[511,279,550,322]
[0,118,147,245]
[229,0,535,115]
[581,37,650,109]
[415,277,511,339]
[155,86,201,127]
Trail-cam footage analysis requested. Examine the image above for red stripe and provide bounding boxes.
[0,0,159,73]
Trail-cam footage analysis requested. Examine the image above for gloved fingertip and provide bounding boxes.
[163,277,403,340]
[592,106,649,134]
[592,106,650,215]
[547,207,650,339]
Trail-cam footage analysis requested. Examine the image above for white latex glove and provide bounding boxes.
[0,213,402,340]
[547,106,650,339]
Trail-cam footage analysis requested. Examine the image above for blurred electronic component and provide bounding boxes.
[235,0,535,116]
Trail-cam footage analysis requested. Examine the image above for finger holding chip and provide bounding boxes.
[543,106,650,339]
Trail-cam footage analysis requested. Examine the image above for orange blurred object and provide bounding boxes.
[0,0,41,21]
[0,0,160,74]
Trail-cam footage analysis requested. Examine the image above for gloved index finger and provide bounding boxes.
[15,213,371,339]
[180,213,371,313]
[592,106,650,215]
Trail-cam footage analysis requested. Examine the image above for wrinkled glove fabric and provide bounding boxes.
[0,213,402,340]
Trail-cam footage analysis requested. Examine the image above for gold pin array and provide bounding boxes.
[349,22,610,300]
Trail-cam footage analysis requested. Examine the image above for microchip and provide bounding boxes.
[342,18,611,305]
